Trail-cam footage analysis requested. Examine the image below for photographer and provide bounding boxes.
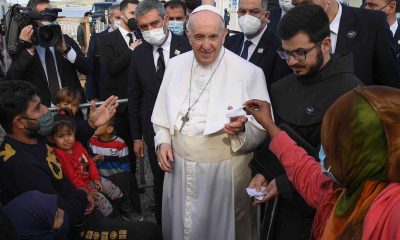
[5,0,90,107]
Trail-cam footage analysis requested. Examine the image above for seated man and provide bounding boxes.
[0,81,161,240]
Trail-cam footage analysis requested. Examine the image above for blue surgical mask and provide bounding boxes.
[319,146,340,184]
[168,20,185,36]
[22,110,55,137]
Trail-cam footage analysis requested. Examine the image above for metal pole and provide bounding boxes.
[49,98,128,111]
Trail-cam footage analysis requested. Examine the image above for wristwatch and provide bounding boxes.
[18,39,33,49]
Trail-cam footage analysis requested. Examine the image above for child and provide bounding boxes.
[89,116,131,177]
[55,87,81,117]
[50,109,136,221]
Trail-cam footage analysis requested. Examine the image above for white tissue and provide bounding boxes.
[246,187,267,201]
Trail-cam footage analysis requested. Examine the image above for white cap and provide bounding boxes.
[190,5,224,20]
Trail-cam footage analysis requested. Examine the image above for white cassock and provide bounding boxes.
[151,47,270,240]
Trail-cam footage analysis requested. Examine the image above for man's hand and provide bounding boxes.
[56,34,68,53]
[248,174,268,206]
[244,100,280,138]
[19,25,35,54]
[252,178,279,206]
[130,39,142,50]
[88,96,119,128]
[134,140,145,160]
[52,208,64,230]
[224,106,248,135]
[19,25,34,42]
[157,143,174,173]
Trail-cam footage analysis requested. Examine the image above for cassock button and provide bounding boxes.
[398,40,400,45]
[347,31,356,39]
[305,107,316,115]
[257,48,264,53]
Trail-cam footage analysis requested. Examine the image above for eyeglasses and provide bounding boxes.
[277,42,321,61]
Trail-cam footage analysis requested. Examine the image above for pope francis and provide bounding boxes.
[151,5,271,240]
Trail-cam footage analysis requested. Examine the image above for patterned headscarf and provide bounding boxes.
[320,86,400,239]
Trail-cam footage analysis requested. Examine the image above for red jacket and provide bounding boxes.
[270,131,400,240]
[54,141,100,192]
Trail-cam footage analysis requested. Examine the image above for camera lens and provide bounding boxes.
[37,24,62,47]
[40,29,53,42]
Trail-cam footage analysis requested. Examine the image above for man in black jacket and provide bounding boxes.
[364,0,400,62]
[101,0,143,215]
[292,0,400,87]
[224,0,291,91]
[85,4,122,101]
[128,0,191,225]
[248,5,362,239]
[5,0,90,107]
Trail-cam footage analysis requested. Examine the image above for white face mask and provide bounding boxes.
[142,26,167,46]
[238,14,264,36]
[279,0,294,12]
[113,19,121,30]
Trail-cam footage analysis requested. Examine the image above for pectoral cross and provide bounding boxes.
[179,112,190,133]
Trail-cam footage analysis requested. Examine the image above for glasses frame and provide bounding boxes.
[277,42,322,61]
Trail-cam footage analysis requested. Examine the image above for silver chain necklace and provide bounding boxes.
[179,48,226,133]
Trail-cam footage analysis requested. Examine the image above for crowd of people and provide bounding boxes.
[0,0,399,239]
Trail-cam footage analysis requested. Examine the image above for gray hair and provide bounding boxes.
[186,10,225,34]
[108,4,120,17]
[262,0,268,11]
[135,0,166,19]
[239,0,269,11]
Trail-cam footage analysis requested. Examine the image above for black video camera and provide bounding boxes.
[5,4,62,56]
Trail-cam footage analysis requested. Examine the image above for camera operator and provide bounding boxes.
[5,0,90,107]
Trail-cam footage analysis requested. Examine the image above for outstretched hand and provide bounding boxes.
[244,99,280,138]
[88,96,119,128]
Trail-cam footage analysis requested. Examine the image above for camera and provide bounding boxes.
[5,4,63,56]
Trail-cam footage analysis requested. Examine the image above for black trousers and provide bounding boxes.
[143,126,165,226]
[115,109,141,214]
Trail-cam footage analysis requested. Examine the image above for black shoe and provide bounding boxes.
[115,194,144,222]
[121,211,144,222]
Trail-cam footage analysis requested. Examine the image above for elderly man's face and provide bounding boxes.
[110,9,122,25]
[186,11,228,66]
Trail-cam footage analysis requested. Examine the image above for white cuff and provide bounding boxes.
[230,121,267,153]
[65,48,77,63]
[153,124,172,151]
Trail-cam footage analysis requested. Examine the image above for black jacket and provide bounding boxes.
[85,28,110,101]
[394,21,400,63]
[252,54,363,240]
[335,5,400,87]
[0,136,88,225]
[100,28,133,109]
[128,33,191,146]
[268,7,282,34]
[224,27,291,91]
[5,35,89,107]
